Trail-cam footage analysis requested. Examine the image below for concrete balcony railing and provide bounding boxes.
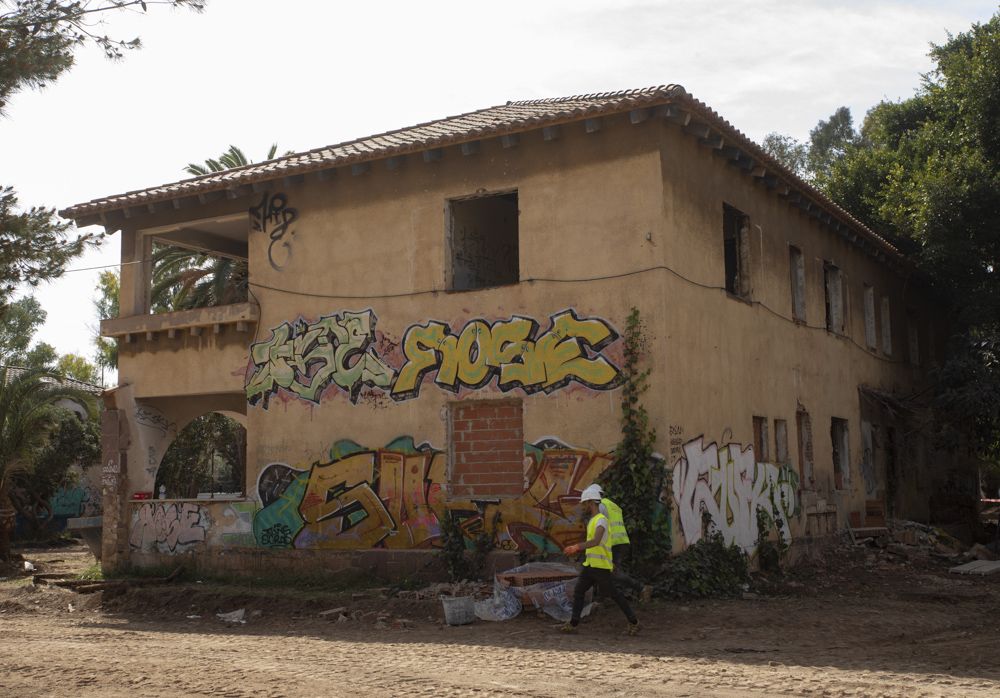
[101,302,258,343]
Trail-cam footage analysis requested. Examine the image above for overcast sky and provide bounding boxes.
[2,0,997,384]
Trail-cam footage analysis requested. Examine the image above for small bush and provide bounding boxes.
[654,531,749,598]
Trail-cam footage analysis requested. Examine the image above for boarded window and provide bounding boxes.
[789,245,806,322]
[449,400,524,497]
[831,417,850,490]
[824,263,844,334]
[863,284,877,350]
[753,416,770,462]
[774,419,789,466]
[880,295,893,355]
[723,204,751,298]
[449,192,519,291]
[796,409,814,485]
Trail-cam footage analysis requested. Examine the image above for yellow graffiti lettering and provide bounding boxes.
[393,321,450,398]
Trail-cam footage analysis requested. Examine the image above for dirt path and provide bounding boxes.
[2,544,999,697]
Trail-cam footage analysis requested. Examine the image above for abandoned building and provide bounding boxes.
[60,85,952,576]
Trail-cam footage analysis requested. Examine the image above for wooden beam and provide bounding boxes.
[167,328,177,339]
[317,168,337,182]
[75,214,101,227]
[501,134,519,149]
[422,148,443,163]
[751,166,767,179]
[542,126,559,141]
[236,321,249,333]
[251,181,270,194]
[629,108,649,124]
[584,118,601,133]
[684,122,711,139]
[190,326,202,337]
[386,156,403,171]
[701,133,724,149]
[662,105,691,126]
[282,174,305,188]
[145,331,154,342]
[213,323,222,335]
[124,333,133,344]
[351,162,370,176]
[171,198,183,210]
[225,185,252,200]
[197,190,226,205]
[461,141,480,156]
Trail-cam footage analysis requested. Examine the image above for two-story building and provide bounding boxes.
[61,85,951,576]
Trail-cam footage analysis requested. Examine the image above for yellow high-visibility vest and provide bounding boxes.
[602,497,630,546]
[584,513,613,570]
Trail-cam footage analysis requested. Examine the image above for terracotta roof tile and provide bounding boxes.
[60,85,899,259]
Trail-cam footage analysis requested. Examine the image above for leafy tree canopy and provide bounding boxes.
[92,269,118,370]
[55,352,99,384]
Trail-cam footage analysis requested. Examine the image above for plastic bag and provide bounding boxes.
[474,562,592,622]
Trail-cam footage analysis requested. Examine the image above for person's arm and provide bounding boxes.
[564,523,607,555]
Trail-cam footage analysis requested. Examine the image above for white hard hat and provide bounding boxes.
[580,484,603,502]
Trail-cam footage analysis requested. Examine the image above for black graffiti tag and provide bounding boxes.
[250,192,299,270]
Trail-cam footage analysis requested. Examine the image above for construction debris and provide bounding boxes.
[949,560,1000,576]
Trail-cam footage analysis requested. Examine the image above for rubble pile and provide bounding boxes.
[852,519,998,566]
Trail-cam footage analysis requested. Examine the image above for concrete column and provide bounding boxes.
[100,408,128,572]
[118,228,151,318]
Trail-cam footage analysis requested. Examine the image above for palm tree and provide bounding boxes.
[153,144,286,312]
[0,367,96,559]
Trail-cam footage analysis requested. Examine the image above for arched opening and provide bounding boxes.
[153,412,246,499]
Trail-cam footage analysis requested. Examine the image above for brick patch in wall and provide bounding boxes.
[449,399,523,498]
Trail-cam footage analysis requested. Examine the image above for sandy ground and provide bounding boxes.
[1,543,999,698]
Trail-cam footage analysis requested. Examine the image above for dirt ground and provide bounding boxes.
[1,541,999,698]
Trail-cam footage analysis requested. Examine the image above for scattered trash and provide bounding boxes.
[216,608,246,624]
[474,562,591,623]
[23,561,35,573]
[186,615,201,619]
[949,560,1000,576]
[441,596,475,626]
[67,603,75,613]
[336,614,349,624]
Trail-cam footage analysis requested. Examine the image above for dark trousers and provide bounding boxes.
[612,544,642,591]
[570,565,637,626]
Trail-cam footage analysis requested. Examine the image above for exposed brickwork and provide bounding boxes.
[449,400,523,498]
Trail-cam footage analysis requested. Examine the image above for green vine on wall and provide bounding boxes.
[599,307,671,576]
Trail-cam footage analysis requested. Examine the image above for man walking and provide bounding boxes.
[561,488,639,634]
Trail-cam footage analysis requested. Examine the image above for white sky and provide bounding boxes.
[2,0,997,385]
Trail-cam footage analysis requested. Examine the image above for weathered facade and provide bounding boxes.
[62,86,949,576]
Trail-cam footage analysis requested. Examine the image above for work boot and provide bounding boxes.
[559,622,578,634]
[625,622,640,636]
[640,585,653,603]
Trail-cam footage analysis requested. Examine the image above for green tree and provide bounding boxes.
[0,367,96,558]
[807,106,859,184]
[93,269,118,371]
[761,132,808,178]
[55,353,99,384]
[154,413,245,498]
[152,144,286,312]
[24,341,57,369]
[8,406,100,534]
[820,13,1000,465]
[0,296,45,364]
[0,0,206,113]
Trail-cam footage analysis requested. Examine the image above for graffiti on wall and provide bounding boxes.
[50,485,100,518]
[251,437,615,553]
[250,192,299,270]
[129,502,210,553]
[672,435,799,554]
[246,309,623,408]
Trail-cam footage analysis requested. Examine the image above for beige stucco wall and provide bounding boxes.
[111,111,943,570]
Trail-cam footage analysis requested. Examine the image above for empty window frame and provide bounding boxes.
[774,418,789,466]
[796,409,814,485]
[789,245,806,322]
[880,295,893,355]
[723,204,751,298]
[824,262,845,334]
[753,416,770,462]
[863,284,877,350]
[448,191,519,291]
[831,417,850,490]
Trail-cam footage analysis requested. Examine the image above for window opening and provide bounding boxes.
[753,416,770,462]
[824,262,844,334]
[796,409,814,485]
[863,284,877,350]
[831,417,850,490]
[774,419,789,466]
[448,191,519,291]
[723,204,751,298]
[154,413,246,499]
[789,245,806,322]
[880,295,893,355]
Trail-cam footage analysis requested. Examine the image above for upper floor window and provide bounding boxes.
[448,191,519,291]
[863,284,877,350]
[723,204,750,298]
[824,262,845,334]
[880,295,893,355]
[789,245,806,322]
